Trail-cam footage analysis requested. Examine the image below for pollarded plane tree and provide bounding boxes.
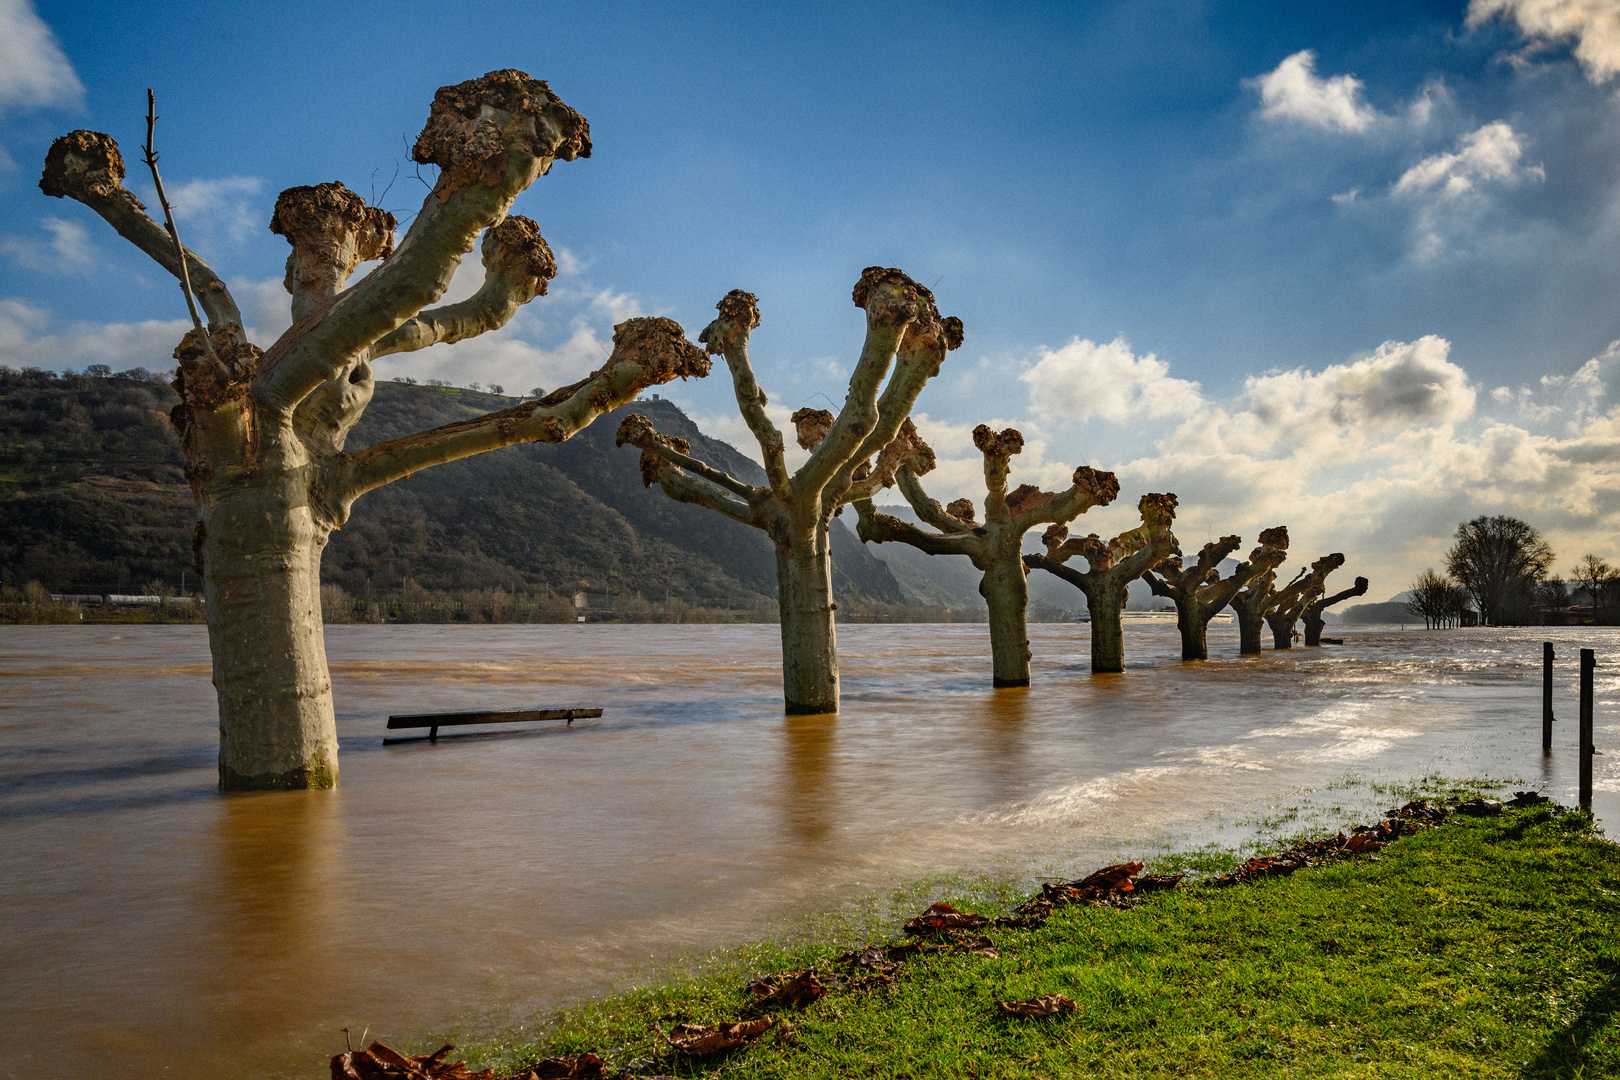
[1023,493,1179,673]
[1141,533,1286,661]
[853,424,1120,687]
[617,278,963,714]
[1228,527,1292,655]
[41,71,711,790]
[1302,570,1368,646]
[1264,553,1347,649]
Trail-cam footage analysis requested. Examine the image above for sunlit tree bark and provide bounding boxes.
[853,426,1118,687]
[1142,534,1283,660]
[42,72,710,789]
[618,278,962,713]
[1264,553,1346,649]
[1228,527,1291,655]
[1023,493,1179,673]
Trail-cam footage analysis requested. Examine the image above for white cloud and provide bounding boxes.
[0,0,81,112]
[0,297,186,373]
[1468,0,1620,83]
[1,216,98,273]
[1394,121,1539,198]
[1020,335,1203,424]
[1252,50,1382,133]
[156,176,265,249]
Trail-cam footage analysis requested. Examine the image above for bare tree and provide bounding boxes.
[854,425,1119,686]
[1445,515,1554,626]
[41,72,710,789]
[617,279,962,714]
[1406,568,1466,629]
[1571,554,1616,623]
[1023,493,1179,673]
[1227,527,1290,654]
[1264,553,1346,649]
[1302,571,1368,645]
[1143,533,1284,660]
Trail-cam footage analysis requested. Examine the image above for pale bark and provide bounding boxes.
[1024,493,1179,673]
[1145,535,1251,661]
[1229,526,1291,656]
[43,72,707,790]
[1265,553,1347,649]
[1304,575,1368,646]
[854,426,1118,687]
[620,275,962,713]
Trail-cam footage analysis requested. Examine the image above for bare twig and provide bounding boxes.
[142,89,223,371]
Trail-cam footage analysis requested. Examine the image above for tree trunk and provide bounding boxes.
[1266,612,1296,650]
[203,475,339,790]
[1303,613,1325,646]
[1235,606,1265,655]
[981,553,1031,687]
[1086,582,1127,673]
[776,523,839,714]
[1177,599,1209,661]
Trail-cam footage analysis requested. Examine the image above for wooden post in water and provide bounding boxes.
[1543,642,1555,751]
[1579,648,1595,812]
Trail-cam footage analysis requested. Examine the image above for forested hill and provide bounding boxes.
[0,368,909,606]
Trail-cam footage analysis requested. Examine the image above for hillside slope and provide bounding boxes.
[0,369,906,605]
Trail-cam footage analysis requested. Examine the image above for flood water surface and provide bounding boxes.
[2,622,1617,1078]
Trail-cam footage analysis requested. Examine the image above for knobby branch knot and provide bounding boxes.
[1072,465,1121,507]
[790,407,835,451]
[486,215,557,298]
[270,182,397,299]
[698,290,761,355]
[413,70,591,201]
[40,130,125,201]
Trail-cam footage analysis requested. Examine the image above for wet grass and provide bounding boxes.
[447,796,1619,1079]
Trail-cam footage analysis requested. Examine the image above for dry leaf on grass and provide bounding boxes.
[903,902,991,934]
[666,1017,775,1056]
[332,1043,490,1080]
[998,994,1077,1018]
[505,1053,609,1080]
[744,968,829,1011]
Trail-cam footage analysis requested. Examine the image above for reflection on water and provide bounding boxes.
[1,621,1617,1079]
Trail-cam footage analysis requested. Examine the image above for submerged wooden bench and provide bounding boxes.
[384,707,602,744]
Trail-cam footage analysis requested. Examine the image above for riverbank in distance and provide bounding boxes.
[421,789,1617,1080]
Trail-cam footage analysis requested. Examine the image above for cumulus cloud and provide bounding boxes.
[0,0,81,113]
[1,216,99,273]
[1252,50,1382,133]
[1468,0,1620,83]
[1020,335,1203,424]
[1393,121,1540,198]
[148,176,266,251]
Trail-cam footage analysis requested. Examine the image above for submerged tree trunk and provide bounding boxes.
[1087,582,1128,673]
[203,471,339,789]
[1266,610,1298,650]
[1234,604,1266,655]
[1177,600,1210,661]
[776,524,839,714]
[982,552,1032,687]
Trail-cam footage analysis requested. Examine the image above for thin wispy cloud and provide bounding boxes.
[0,0,82,113]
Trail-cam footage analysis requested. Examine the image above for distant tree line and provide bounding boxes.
[1408,514,1618,627]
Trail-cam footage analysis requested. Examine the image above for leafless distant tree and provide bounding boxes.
[40,72,710,789]
[1406,568,1471,629]
[1571,554,1617,623]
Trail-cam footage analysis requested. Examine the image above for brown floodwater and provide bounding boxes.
[1,621,1616,1078]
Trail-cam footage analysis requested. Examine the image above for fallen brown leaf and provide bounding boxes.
[904,902,991,934]
[745,968,828,1011]
[503,1053,609,1080]
[1069,861,1144,892]
[332,1042,491,1080]
[666,1017,775,1056]
[998,994,1077,1018]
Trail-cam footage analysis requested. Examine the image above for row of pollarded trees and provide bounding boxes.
[625,374,1366,703]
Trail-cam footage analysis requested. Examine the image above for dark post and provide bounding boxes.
[1579,648,1595,812]
[1543,642,1555,751]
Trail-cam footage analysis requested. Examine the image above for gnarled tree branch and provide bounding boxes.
[698,290,791,495]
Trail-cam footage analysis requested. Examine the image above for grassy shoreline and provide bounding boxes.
[386,790,1620,1080]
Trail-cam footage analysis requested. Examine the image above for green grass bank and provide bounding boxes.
[417,797,1620,1080]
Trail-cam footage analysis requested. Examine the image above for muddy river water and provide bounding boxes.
[1,621,1617,1078]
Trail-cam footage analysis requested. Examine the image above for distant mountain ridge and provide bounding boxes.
[0,368,910,606]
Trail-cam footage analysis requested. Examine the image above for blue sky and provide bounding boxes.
[4,0,1620,598]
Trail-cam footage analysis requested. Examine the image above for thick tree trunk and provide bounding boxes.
[1086,582,1128,673]
[776,524,839,714]
[1235,606,1265,655]
[203,476,338,790]
[1177,600,1209,661]
[1266,612,1297,650]
[1303,613,1326,646]
[981,554,1031,688]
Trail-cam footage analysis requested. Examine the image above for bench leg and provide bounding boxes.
[429,724,439,741]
